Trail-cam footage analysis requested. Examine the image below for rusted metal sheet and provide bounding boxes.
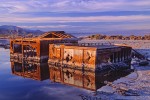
[83,49,96,68]
[49,44,97,69]
[49,44,132,71]
[49,44,62,60]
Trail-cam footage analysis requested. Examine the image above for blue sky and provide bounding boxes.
[0,0,150,32]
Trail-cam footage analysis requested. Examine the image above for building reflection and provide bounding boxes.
[10,60,49,81]
[49,65,131,91]
[10,59,131,91]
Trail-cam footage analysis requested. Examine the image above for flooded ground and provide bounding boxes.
[0,39,150,100]
[0,47,133,100]
[0,48,87,100]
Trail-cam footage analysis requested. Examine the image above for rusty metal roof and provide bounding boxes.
[39,31,76,39]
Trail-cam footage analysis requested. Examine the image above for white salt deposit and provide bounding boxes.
[80,40,150,100]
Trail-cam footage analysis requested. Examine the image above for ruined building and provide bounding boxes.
[10,31,132,73]
[48,44,132,71]
[9,31,133,91]
[10,31,78,63]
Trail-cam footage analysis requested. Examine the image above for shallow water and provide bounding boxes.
[0,48,91,100]
[0,39,9,44]
[0,48,132,100]
[1,39,149,100]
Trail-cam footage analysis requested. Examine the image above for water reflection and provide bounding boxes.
[49,65,131,91]
[11,61,49,81]
[10,59,131,91]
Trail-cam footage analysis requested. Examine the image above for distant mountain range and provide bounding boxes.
[0,25,44,36]
[0,25,149,37]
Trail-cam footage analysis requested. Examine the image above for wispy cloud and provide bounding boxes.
[21,25,70,29]
[0,0,150,32]
[0,0,150,13]
[1,15,150,23]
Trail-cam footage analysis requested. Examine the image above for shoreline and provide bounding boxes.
[79,39,150,49]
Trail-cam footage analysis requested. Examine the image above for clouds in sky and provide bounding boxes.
[0,0,150,32]
[1,0,150,12]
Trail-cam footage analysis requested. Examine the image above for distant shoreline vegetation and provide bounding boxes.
[0,33,150,40]
[85,34,150,40]
[0,34,35,39]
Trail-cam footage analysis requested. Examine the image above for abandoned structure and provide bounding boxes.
[9,31,133,91]
[48,43,132,90]
[11,61,49,81]
[48,44,132,71]
[10,31,132,71]
[10,31,78,63]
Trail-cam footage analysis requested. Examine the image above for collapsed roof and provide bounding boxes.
[39,31,76,39]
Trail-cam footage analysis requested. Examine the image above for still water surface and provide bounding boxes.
[0,48,131,100]
[0,48,89,100]
[0,46,130,100]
